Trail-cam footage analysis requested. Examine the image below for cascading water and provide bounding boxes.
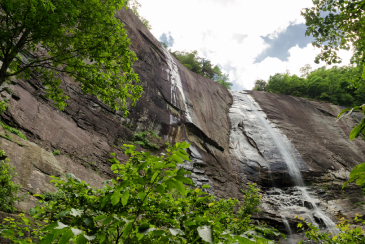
[161,47,193,124]
[229,90,336,242]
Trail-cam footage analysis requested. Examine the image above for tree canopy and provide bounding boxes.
[170,50,233,89]
[0,0,142,114]
[259,65,365,106]
[252,79,268,91]
[302,0,365,67]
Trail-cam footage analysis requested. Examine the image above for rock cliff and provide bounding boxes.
[0,7,364,242]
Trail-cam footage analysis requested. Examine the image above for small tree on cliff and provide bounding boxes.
[0,0,142,114]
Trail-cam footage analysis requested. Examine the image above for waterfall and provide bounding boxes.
[162,47,192,123]
[229,90,336,242]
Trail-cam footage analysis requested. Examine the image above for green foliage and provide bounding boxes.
[0,154,22,213]
[301,0,365,67]
[0,142,279,243]
[264,65,365,106]
[127,0,152,30]
[0,121,27,140]
[0,0,142,114]
[171,50,233,89]
[52,150,61,156]
[299,64,312,78]
[253,79,268,91]
[132,130,161,150]
[297,215,365,243]
[0,101,7,114]
[160,42,168,49]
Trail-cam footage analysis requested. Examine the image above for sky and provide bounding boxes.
[137,0,353,90]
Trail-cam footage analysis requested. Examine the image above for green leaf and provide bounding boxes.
[56,211,70,219]
[137,233,144,240]
[100,194,111,208]
[152,230,165,236]
[174,180,186,195]
[154,162,164,169]
[122,190,130,206]
[165,179,177,192]
[102,216,114,225]
[111,191,121,205]
[33,194,45,199]
[138,161,149,171]
[356,175,365,186]
[174,176,193,185]
[97,232,106,242]
[138,223,150,234]
[76,234,88,244]
[156,184,165,195]
[151,172,159,183]
[185,220,197,226]
[94,215,107,221]
[83,217,93,226]
[349,119,365,140]
[176,151,190,161]
[133,177,146,185]
[58,229,74,244]
[123,222,133,238]
[39,233,55,244]
[349,163,365,179]
[138,192,146,200]
[41,222,58,231]
[177,168,186,175]
[171,154,183,163]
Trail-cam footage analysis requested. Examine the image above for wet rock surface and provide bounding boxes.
[229,90,365,242]
[0,7,364,242]
[249,91,365,184]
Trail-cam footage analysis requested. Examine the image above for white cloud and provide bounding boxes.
[137,0,352,89]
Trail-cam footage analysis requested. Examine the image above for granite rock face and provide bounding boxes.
[0,7,364,241]
[248,90,365,185]
[0,6,239,212]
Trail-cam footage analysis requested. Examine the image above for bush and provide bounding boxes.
[52,150,61,156]
[132,130,160,150]
[0,152,22,213]
[0,142,281,243]
[297,215,365,243]
[0,121,27,141]
[0,101,7,114]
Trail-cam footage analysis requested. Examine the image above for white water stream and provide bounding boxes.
[229,90,336,242]
[162,47,192,124]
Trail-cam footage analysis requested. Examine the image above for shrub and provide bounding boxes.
[297,215,365,243]
[0,142,280,243]
[52,150,61,156]
[0,121,27,141]
[0,155,22,213]
[0,101,7,114]
[132,130,160,150]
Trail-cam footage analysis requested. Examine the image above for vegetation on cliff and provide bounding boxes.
[0,142,280,243]
[254,65,365,106]
[127,0,152,30]
[169,50,233,89]
[0,150,22,213]
[0,0,142,114]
